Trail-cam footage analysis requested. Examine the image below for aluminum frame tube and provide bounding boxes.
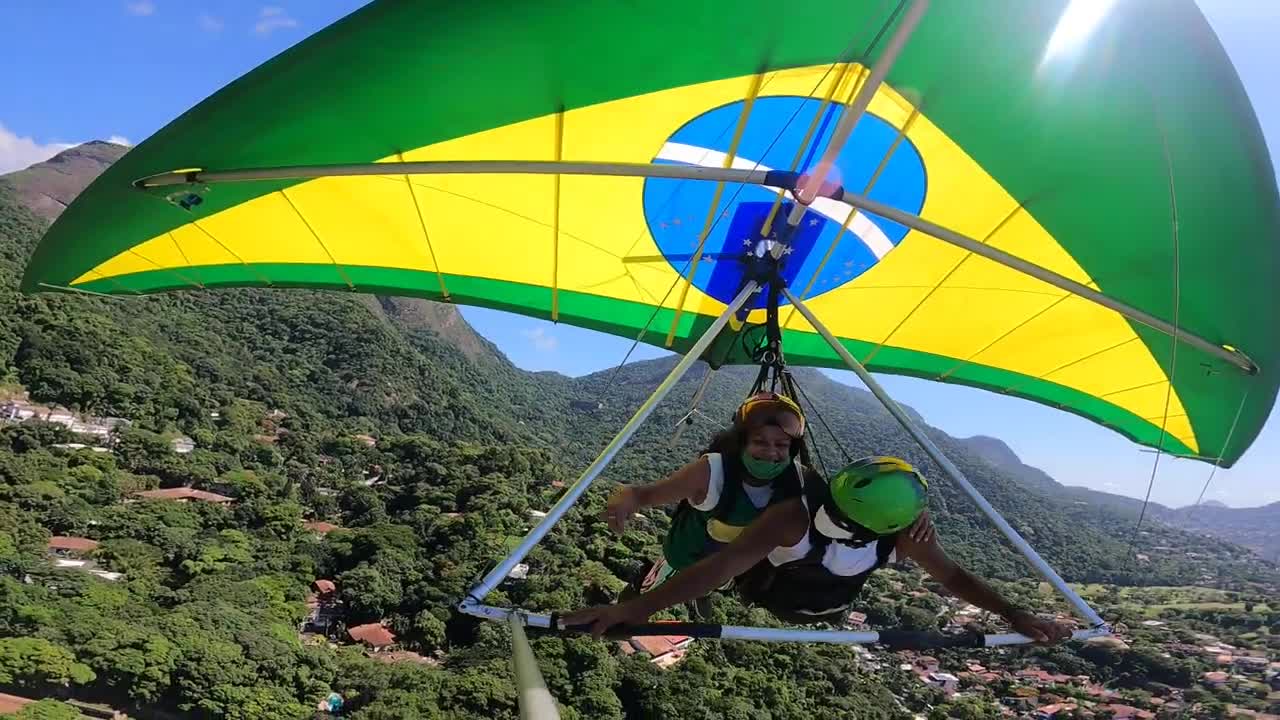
[835,190,1256,374]
[787,0,930,221]
[135,160,777,188]
[459,602,1110,646]
[463,281,761,602]
[508,613,562,720]
[782,287,1108,629]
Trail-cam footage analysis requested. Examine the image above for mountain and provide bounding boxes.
[0,141,128,222]
[959,435,1064,496]
[1,147,566,452]
[3,144,1276,592]
[959,428,1280,563]
[1158,501,1280,562]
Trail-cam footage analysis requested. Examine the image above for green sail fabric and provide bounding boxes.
[19,0,1278,467]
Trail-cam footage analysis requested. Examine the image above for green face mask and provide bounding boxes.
[741,450,789,482]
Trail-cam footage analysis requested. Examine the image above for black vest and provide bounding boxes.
[733,472,898,624]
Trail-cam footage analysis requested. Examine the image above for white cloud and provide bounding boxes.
[198,12,224,32]
[0,123,75,175]
[520,327,558,353]
[254,6,298,35]
[125,1,156,16]
[106,135,133,147]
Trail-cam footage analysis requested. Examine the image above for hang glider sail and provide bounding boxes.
[21,2,1280,715]
[21,0,1278,468]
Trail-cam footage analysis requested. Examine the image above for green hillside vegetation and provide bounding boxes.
[2,158,1278,719]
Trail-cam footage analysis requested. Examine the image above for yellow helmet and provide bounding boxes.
[736,392,805,438]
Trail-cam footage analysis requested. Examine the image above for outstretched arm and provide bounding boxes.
[604,457,711,533]
[896,532,1072,644]
[565,498,809,638]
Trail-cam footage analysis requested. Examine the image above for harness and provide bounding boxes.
[734,471,899,624]
[662,452,801,571]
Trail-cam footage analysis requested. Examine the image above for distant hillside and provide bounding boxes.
[959,435,1064,496]
[959,431,1280,563]
[0,145,556,448]
[0,141,128,221]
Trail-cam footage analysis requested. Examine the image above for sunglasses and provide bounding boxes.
[739,396,805,438]
[813,500,885,546]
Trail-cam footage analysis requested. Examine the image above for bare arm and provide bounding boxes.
[566,498,809,637]
[633,498,808,617]
[633,456,712,508]
[896,532,1071,644]
[604,457,711,533]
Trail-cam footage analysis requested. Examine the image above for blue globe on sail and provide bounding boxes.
[642,96,928,309]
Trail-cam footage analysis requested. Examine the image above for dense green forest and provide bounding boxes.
[2,151,1277,719]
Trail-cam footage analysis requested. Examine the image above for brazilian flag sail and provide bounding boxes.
[21,0,1279,468]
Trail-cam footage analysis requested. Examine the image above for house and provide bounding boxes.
[51,442,110,453]
[1086,635,1130,651]
[133,487,233,504]
[1234,656,1269,673]
[620,635,693,669]
[915,656,940,673]
[925,672,959,696]
[1203,671,1231,688]
[47,536,100,559]
[0,693,34,715]
[372,650,438,666]
[0,401,29,422]
[352,434,377,447]
[301,580,341,634]
[170,436,196,454]
[1001,696,1036,712]
[1100,704,1154,720]
[845,611,868,628]
[1224,707,1280,720]
[45,537,122,581]
[303,520,341,535]
[1036,703,1079,719]
[348,623,396,652]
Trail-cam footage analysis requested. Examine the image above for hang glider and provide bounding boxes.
[20,0,1279,715]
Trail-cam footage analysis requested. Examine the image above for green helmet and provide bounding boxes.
[818,456,928,538]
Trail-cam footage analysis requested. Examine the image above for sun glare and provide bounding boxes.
[1042,0,1118,67]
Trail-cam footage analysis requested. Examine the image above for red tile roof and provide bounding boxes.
[47,536,100,552]
[313,579,336,594]
[629,635,691,658]
[0,693,34,714]
[135,487,233,503]
[349,623,396,648]
[304,521,340,534]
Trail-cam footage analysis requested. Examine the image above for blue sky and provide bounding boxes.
[2,1,1276,507]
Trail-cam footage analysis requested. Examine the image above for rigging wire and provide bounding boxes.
[1125,107,1183,561]
[787,370,854,467]
[1186,391,1250,522]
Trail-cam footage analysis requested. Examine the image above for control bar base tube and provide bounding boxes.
[463,281,761,602]
[782,287,1108,629]
[460,601,1110,647]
